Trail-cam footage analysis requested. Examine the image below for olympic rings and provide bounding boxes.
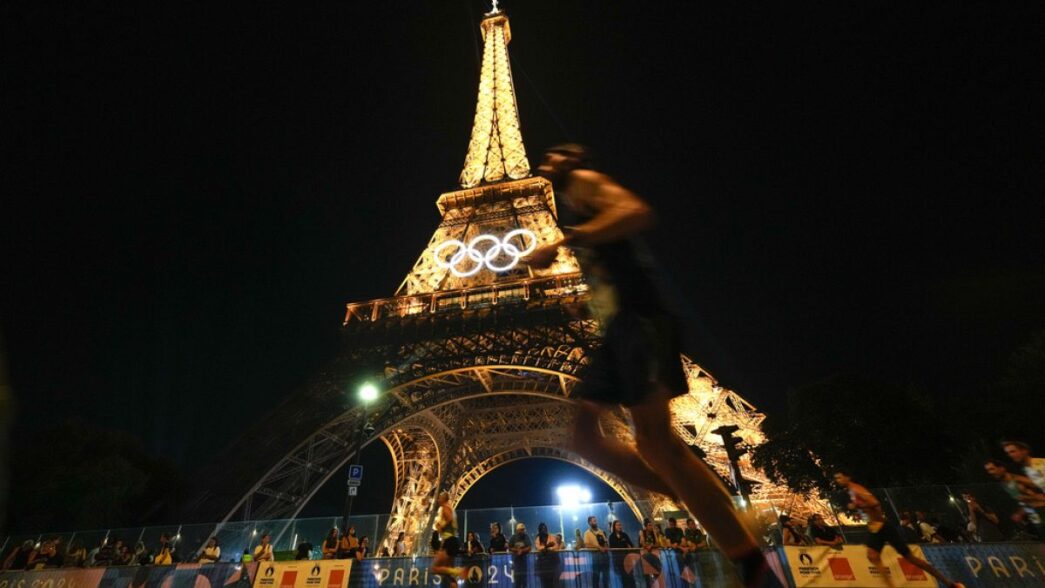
[432,229,539,277]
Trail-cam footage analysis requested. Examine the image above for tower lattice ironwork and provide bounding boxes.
[187,7,829,556]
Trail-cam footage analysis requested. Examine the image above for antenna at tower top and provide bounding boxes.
[488,0,501,15]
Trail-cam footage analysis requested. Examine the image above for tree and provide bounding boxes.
[751,374,960,495]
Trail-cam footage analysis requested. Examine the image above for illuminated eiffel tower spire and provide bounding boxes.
[458,8,531,188]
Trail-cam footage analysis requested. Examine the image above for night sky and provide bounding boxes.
[3,1,1043,517]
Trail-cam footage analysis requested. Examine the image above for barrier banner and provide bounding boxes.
[253,560,352,588]
[921,542,1045,587]
[0,567,105,588]
[781,545,936,587]
[99,562,257,587]
[354,550,750,588]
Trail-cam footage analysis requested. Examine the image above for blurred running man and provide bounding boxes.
[431,492,467,583]
[833,470,964,588]
[530,144,781,587]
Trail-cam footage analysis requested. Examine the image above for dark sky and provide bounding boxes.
[3,1,1043,516]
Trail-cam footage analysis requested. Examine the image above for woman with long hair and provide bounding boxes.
[608,520,636,588]
[322,528,338,559]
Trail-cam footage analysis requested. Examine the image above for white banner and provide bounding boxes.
[783,545,938,587]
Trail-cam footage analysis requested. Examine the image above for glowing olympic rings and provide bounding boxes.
[432,229,539,277]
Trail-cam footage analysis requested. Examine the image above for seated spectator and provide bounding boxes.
[199,537,221,564]
[394,531,409,556]
[322,528,338,559]
[662,518,683,549]
[295,541,314,560]
[3,540,35,570]
[253,534,274,562]
[64,540,87,567]
[808,514,843,547]
[488,523,507,553]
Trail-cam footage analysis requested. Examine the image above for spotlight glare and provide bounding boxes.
[556,484,592,507]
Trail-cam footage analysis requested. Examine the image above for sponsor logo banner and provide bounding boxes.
[253,560,351,588]
[921,542,1045,587]
[0,567,105,588]
[0,563,255,588]
[782,545,935,587]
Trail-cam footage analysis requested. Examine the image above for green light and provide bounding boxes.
[359,383,380,403]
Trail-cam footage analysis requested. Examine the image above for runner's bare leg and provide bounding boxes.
[571,400,677,498]
[866,549,896,588]
[627,386,761,559]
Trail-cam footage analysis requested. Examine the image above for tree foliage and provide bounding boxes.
[752,374,960,495]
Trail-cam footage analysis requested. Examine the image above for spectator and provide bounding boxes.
[253,534,274,562]
[488,523,507,553]
[1002,441,1045,491]
[682,518,706,551]
[338,526,359,559]
[509,523,532,588]
[355,537,369,561]
[555,534,565,551]
[932,515,962,543]
[379,547,390,558]
[199,537,221,564]
[608,520,635,588]
[153,534,174,565]
[27,539,56,570]
[583,516,609,588]
[638,519,661,587]
[394,531,408,556]
[240,548,253,563]
[50,537,65,568]
[534,523,560,588]
[466,531,484,556]
[808,514,843,547]
[898,513,921,544]
[133,542,149,565]
[113,541,131,566]
[64,540,87,567]
[85,539,104,567]
[963,493,1003,542]
[322,528,338,559]
[662,518,683,549]
[779,516,805,546]
[295,541,314,561]
[984,459,1045,537]
[3,540,34,570]
[915,512,942,543]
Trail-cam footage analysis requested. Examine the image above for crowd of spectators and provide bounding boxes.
[4,441,1042,571]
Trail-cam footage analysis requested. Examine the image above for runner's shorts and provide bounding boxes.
[574,310,688,407]
[441,536,461,558]
[865,524,912,557]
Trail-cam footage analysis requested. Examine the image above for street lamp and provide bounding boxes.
[342,382,380,534]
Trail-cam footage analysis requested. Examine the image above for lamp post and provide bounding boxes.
[342,382,379,534]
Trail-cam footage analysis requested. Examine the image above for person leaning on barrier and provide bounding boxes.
[322,528,338,559]
[608,520,636,588]
[253,534,274,562]
[489,522,508,553]
[583,516,610,588]
[808,514,844,548]
[509,523,533,588]
[199,537,221,564]
[394,531,409,556]
[681,518,707,552]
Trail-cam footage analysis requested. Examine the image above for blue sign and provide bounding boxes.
[348,464,364,486]
[921,542,1045,587]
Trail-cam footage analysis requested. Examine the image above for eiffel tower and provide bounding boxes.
[188,5,824,555]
